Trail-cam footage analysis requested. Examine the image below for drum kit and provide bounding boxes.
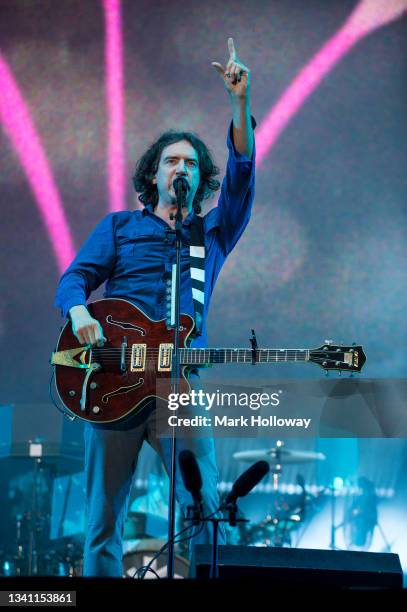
[231,441,326,548]
[0,441,84,577]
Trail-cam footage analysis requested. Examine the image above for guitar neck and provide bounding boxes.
[179,348,310,366]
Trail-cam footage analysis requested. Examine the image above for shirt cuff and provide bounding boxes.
[56,297,87,319]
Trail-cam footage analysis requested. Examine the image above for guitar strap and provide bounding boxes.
[189,214,205,336]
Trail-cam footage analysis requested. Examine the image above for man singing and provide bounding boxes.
[55,38,256,577]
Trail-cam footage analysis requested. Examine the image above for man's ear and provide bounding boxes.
[152,176,157,185]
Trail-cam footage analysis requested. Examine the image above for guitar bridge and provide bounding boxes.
[158,344,173,372]
[130,344,147,372]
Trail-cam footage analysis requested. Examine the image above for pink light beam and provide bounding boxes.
[103,0,126,212]
[256,0,407,165]
[0,52,75,272]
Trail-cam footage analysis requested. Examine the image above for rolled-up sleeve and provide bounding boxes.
[54,213,117,318]
[216,115,256,255]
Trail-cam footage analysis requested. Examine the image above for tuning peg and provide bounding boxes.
[338,370,342,377]
[325,339,333,345]
[325,370,329,377]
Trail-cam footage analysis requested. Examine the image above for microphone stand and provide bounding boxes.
[185,501,247,579]
[166,179,187,579]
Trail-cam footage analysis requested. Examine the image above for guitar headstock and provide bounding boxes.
[309,342,366,373]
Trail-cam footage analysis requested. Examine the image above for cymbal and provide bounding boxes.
[0,442,84,475]
[233,448,326,465]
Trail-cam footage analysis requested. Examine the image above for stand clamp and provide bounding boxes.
[250,329,258,365]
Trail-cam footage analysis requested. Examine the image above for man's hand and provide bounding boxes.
[69,305,106,347]
[212,38,250,99]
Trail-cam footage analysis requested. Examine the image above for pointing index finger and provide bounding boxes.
[228,37,236,61]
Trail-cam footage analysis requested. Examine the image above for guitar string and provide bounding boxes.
[86,348,332,361]
[89,349,313,357]
[82,354,342,364]
[87,348,324,354]
[89,348,312,358]
[66,351,346,365]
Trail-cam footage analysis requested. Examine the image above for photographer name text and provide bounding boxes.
[167,415,311,429]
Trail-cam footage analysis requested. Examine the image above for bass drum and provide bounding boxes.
[123,539,189,579]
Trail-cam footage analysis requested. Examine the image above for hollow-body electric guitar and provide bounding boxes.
[51,298,366,424]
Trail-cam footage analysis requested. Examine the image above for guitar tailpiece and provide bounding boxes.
[80,362,102,412]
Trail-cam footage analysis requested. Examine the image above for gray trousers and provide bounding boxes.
[83,379,225,577]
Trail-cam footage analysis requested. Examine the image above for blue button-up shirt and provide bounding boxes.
[55,119,256,348]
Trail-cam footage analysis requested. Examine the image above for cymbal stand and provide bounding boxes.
[328,484,343,551]
[27,456,42,575]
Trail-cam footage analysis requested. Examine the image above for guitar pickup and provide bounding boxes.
[158,344,173,372]
[130,344,147,372]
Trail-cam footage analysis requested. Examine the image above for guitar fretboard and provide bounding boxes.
[179,349,310,365]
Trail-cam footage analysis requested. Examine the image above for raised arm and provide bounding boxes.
[212,37,254,159]
[208,38,256,255]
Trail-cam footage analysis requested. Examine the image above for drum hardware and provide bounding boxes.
[239,496,305,548]
[123,539,189,579]
[45,540,84,577]
[0,441,84,576]
[233,442,326,547]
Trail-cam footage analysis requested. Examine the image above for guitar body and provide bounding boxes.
[53,299,195,424]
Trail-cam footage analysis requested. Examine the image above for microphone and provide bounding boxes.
[173,176,189,196]
[178,450,202,505]
[226,461,270,504]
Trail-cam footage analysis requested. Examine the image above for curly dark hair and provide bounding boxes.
[132,130,221,214]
